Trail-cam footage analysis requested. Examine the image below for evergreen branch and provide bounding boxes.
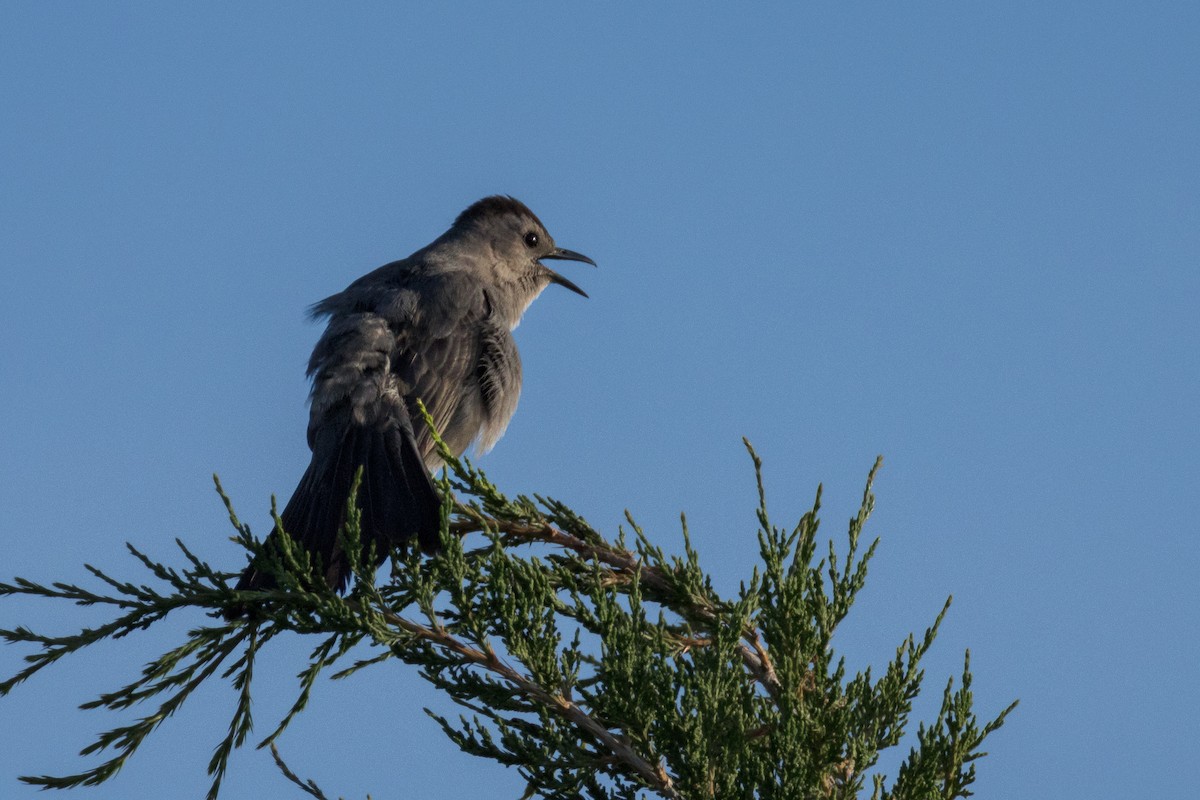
[19,628,248,790]
[258,633,362,750]
[270,743,333,800]
[206,624,259,800]
[447,513,784,703]
[0,448,1015,799]
[365,601,682,799]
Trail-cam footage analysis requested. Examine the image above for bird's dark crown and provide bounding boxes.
[453,195,544,231]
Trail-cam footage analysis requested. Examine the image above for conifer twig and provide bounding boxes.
[363,602,682,799]
[449,514,784,702]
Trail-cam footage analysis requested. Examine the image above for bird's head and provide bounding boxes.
[450,195,595,300]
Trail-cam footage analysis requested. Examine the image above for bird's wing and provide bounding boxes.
[390,286,493,464]
[286,310,444,583]
[306,312,402,444]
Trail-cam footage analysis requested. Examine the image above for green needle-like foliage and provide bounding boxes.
[0,440,1016,799]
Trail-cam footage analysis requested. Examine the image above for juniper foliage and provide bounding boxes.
[0,440,1015,799]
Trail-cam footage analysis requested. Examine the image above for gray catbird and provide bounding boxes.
[232,196,593,605]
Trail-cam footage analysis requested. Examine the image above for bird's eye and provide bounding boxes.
[523,231,539,248]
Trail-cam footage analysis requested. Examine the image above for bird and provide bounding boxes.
[230,196,594,610]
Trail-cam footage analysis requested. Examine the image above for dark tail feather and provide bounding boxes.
[381,420,444,554]
[360,420,443,566]
[227,423,441,617]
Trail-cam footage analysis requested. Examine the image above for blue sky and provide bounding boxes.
[2,3,1197,798]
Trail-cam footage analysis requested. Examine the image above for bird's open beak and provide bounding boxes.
[541,247,596,298]
[544,247,596,267]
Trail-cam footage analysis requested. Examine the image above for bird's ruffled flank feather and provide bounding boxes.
[453,195,543,230]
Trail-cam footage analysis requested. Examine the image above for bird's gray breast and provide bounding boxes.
[473,312,522,453]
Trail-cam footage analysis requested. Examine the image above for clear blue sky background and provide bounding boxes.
[2,4,1197,798]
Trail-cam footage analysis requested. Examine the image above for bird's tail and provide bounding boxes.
[227,423,442,618]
